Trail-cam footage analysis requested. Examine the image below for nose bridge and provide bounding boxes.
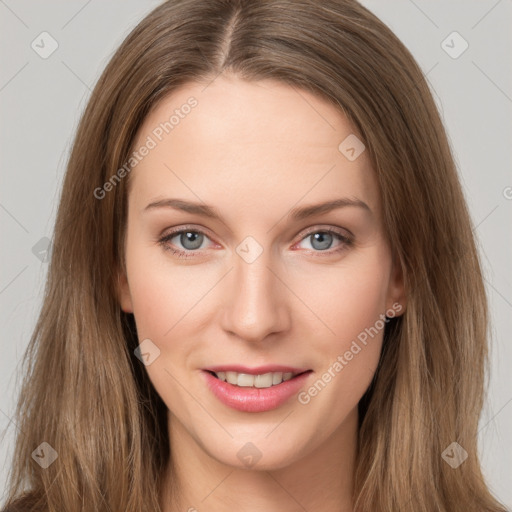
[221,235,288,341]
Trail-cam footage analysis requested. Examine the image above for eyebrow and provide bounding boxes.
[144,197,372,221]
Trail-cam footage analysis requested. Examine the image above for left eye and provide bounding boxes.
[295,229,350,252]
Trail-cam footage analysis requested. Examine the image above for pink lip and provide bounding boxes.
[201,369,313,413]
[203,364,310,375]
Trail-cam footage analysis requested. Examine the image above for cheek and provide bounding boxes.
[124,239,180,338]
[125,250,195,404]
[330,272,388,338]
[294,252,391,389]
[298,251,390,340]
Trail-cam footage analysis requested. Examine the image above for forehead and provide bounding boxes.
[129,74,380,218]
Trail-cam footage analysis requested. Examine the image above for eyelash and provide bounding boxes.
[158,225,353,260]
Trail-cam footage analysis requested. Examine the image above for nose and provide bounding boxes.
[219,244,291,343]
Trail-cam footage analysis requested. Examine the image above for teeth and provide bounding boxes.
[272,372,283,385]
[214,371,297,388]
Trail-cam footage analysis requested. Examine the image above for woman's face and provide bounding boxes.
[118,74,405,470]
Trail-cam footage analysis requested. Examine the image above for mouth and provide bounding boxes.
[201,366,314,413]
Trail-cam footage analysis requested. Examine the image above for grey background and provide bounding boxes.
[1,0,511,507]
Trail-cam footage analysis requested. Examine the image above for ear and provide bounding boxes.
[385,250,407,316]
[116,268,134,314]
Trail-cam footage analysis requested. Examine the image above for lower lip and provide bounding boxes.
[202,370,312,413]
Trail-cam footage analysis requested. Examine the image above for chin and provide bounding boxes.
[203,435,308,472]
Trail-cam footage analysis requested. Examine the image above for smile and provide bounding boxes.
[201,368,313,413]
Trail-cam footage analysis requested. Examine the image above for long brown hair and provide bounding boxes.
[2,1,508,510]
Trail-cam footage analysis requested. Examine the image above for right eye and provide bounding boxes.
[158,227,215,258]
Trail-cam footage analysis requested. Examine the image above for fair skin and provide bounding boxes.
[118,73,406,512]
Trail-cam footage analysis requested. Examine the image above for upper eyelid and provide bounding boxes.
[298,225,351,238]
[161,225,216,243]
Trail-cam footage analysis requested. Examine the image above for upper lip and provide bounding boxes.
[203,365,312,376]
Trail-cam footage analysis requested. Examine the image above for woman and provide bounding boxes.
[2,0,508,511]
